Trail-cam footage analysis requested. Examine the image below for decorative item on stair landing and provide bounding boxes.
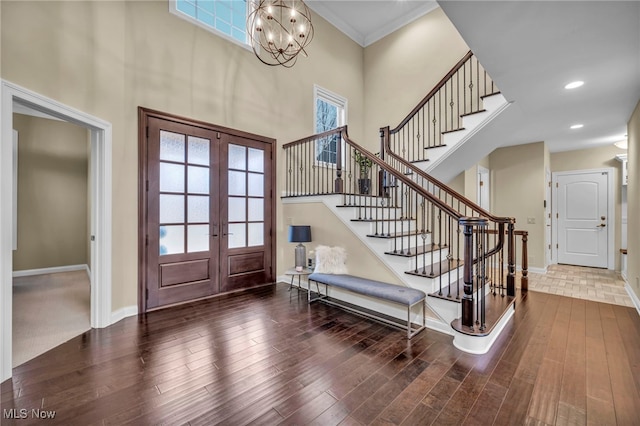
[246,0,314,68]
[353,150,378,195]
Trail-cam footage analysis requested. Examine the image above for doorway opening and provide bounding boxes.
[1,80,113,382]
[11,113,91,367]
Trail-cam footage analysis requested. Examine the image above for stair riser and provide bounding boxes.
[426,281,493,325]
[366,220,417,235]
[383,248,449,272]
[345,207,403,220]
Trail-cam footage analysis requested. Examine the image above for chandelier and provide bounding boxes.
[247,0,314,68]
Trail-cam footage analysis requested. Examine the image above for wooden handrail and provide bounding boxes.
[283,126,345,149]
[381,126,514,225]
[340,127,463,220]
[390,51,474,133]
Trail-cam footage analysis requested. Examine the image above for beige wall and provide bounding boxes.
[490,142,546,270]
[2,1,365,310]
[282,202,399,285]
[363,8,469,150]
[550,144,626,271]
[627,99,640,300]
[447,172,465,195]
[12,114,89,271]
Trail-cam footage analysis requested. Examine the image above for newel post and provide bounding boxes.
[521,231,528,292]
[378,127,389,197]
[507,221,516,297]
[460,217,486,328]
[335,131,343,193]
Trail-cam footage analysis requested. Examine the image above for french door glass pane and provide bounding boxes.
[160,225,184,255]
[160,163,184,193]
[228,223,245,248]
[248,148,264,172]
[229,144,246,170]
[187,195,209,223]
[187,224,209,252]
[228,170,246,196]
[188,136,210,165]
[160,194,185,223]
[247,198,263,221]
[248,173,264,197]
[187,166,209,194]
[248,222,263,247]
[160,131,185,162]
[228,197,246,222]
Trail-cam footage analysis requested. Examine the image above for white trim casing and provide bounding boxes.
[1,80,113,382]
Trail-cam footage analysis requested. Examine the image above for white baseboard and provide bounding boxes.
[625,282,640,316]
[13,264,89,278]
[111,305,138,325]
[528,266,547,274]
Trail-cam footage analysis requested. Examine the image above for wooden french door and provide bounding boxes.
[140,110,274,311]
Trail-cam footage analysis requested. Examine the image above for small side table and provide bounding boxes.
[285,267,315,302]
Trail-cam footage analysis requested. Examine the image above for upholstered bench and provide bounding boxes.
[308,273,426,339]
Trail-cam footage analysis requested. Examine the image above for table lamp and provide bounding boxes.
[288,225,312,271]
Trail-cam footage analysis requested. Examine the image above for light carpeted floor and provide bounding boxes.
[12,270,91,367]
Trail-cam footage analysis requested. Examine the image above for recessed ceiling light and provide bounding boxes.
[570,124,583,129]
[565,81,584,89]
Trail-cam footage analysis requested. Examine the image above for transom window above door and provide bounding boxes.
[170,0,250,47]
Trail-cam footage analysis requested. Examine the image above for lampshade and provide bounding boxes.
[288,225,311,243]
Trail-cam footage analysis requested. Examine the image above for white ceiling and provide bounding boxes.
[308,0,640,153]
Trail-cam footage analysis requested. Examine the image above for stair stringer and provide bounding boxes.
[283,194,460,337]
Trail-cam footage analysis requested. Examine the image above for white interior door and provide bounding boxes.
[477,166,490,211]
[545,168,552,267]
[556,171,609,268]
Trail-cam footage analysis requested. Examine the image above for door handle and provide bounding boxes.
[596,224,606,228]
[212,223,219,237]
[222,223,233,236]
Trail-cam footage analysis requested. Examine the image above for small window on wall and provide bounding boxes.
[170,0,250,47]
[314,85,347,165]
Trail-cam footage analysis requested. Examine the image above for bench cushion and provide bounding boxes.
[308,273,426,306]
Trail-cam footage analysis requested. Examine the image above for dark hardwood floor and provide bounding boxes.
[2,283,639,425]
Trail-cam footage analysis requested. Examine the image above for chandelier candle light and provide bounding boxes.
[247,0,314,68]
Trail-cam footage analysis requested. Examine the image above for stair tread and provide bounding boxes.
[366,230,423,239]
[404,258,463,279]
[336,205,401,209]
[480,91,501,100]
[428,278,464,303]
[422,144,446,151]
[451,292,515,337]
[384,244,442,257]
[428,277,494,301]
[351,218,414,223]
[442,127,466,135]
[460,109,487,117]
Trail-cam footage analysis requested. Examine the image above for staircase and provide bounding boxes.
[282,52,525,355]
